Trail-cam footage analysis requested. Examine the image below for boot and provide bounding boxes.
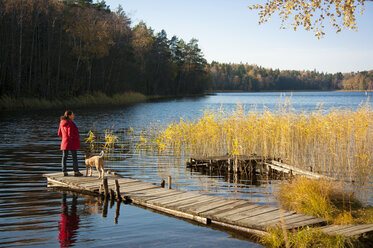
[74,171,83,177]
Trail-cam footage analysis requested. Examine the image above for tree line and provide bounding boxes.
[0,0,208,100]
[0,0,372,102]
[209,62,373,91]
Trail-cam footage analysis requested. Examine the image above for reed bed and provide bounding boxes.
[153,103,373,187]
[262,226,358,248]
[276,177,373,225]
[0,91,147,110]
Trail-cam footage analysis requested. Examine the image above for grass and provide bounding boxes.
[262,226,359,248]
[0,91,147,111]
[276,177,373,225]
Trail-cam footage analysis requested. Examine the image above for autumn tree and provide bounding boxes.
[249,0,371,38]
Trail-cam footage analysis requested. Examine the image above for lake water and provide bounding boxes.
[0,91,372,247]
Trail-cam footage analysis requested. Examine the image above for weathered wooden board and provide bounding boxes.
[147,192,200,205]
[320,224,373,237]
[184,199,237,215]
[227,206,279,222]
[200,201,249,216]
[163,195,214,209]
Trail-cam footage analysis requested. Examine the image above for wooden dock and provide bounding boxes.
[43,172,373,239]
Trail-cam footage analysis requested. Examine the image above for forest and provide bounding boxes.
[209,62,373,91]
[0,0,208,100]
[0,0,372,105]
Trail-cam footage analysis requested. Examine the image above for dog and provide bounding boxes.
[84,151,105,179]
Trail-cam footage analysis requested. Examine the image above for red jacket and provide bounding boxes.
[58,120,80,150]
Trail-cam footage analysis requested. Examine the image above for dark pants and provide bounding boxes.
[61,150,79,172]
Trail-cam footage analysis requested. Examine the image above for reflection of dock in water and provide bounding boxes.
[44,171,373,239]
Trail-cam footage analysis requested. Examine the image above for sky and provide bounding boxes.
[104,0,373,73]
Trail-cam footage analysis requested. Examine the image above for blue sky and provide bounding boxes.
[104,0,373,73]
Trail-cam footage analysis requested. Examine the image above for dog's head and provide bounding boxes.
[84,149,93,159]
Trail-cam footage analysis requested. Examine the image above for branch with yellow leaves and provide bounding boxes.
[249,0,371,38]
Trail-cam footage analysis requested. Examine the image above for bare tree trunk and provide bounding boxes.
[28,7,39,95]
[17,0,23,97]
[57,21,63,97]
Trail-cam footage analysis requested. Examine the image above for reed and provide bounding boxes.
[154,102,373,188]
[84,129,119,162]
[276,177,373,225]
[262,226,357,248]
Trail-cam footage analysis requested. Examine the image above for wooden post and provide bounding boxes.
[160,180,165,188]
[102,196,108,218]
[115,201,120,224]
[234,157,238,173]
[103,178,109,197]
[168,176,172,189]
[110,189,115,201]
[99,184,104,195]
[115,179,121,201]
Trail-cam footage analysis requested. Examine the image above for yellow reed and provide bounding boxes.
[154,103,373,187]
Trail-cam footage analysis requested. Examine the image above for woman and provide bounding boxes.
[58,110,83,177]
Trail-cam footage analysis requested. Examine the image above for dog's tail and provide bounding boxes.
[99,151,105,158]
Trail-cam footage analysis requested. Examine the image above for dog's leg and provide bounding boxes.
[90,167,93,177]
[86,166,88,177]
[96,165,101,179]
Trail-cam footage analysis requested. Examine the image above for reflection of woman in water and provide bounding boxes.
[58,194,80,247]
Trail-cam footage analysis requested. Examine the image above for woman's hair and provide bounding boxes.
[60,110,73,121]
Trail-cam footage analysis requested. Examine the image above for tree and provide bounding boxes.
[249,0,371,38]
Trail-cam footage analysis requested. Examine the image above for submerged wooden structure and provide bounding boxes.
[187,154,330,179]
[43,171,373,240]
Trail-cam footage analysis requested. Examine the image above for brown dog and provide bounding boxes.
[84,151,105,179]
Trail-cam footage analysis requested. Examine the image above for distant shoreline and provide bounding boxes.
[2,90,372,111]
[0,92,207,112]
[208,89,373,93]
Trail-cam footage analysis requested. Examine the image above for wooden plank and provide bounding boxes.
[283,217,326,229]
[130,198,210,225]
[269,160,332,179]
[141,191,186,202]
[200,200,247,216]
[260,213,307,226]
[182,199,239,216]
[119,184,158,193]
[147,192,200,205]
[47,175,98,187]
[271,213,319,226]
[125,188,170,198]
[120,183,158,192]
[163,195,214,209]
[320,225,350,233]
[131,191,183,203]
[175,196,222,209]
[214,204,263,219]
[320,224,373,237]
[327,225,365,235]
[211,219,268,237]
[46,178,96,193]
[344,224,373,237]
[178,198,227,213]
[244,210,296,226]
[130,188,178,198]
[227,206,279,222]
